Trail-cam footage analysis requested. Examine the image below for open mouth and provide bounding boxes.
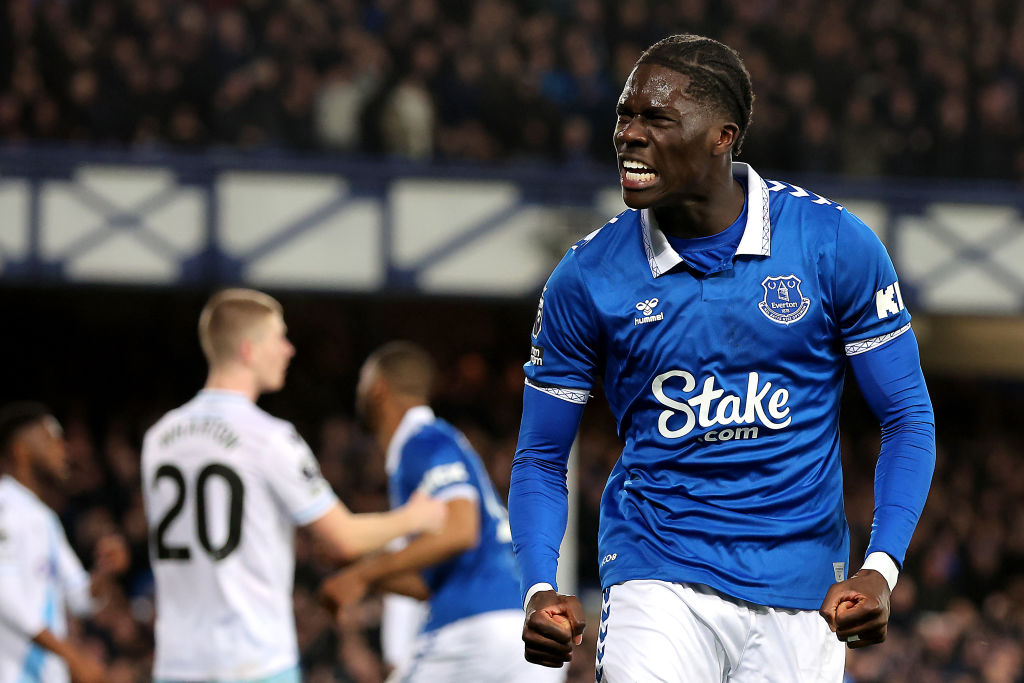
[621,159,658,188]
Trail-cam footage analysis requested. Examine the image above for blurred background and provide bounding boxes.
[2,0,1024,681]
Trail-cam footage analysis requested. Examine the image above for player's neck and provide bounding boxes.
[204,366,260,402]
[5,461,43,499]
[377,399,425,451]
[653,175,744,239]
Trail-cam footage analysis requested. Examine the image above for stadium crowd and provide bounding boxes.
[3,290,1020,683]
[1,0,1024,181]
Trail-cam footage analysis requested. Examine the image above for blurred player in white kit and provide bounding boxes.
[142,289,446,683]
[0,402,130,683]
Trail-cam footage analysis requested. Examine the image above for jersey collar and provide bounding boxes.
[640,162,771,278]
[386,405,435,475]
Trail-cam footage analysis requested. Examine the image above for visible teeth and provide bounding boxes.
[622,160,650,170]
[625,171,656,183]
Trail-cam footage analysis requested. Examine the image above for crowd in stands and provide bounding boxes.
[2,0,1024,181]
[4,290,1022,682]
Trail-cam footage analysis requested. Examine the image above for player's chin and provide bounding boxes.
[264,373,287,393]
[620,186,659,210]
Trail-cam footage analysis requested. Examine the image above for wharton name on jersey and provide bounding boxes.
[524,163,913,610]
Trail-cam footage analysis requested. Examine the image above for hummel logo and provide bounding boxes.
[635,298,659,315]
[634,298,664,326]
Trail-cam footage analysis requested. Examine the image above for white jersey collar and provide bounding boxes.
[640,162,771,278]
[385,405,435,475]
[197,388,253,402]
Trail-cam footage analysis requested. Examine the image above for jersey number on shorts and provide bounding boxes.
[152,463,245,561]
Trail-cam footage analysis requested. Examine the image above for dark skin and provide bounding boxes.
[521,63,894,668]
[614,63,745,239]
[819,568,892,648]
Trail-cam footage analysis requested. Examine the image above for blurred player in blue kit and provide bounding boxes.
[509,35,936,681]
[319,342,564,682]
[141,290,446,683]
[0,402,130,683]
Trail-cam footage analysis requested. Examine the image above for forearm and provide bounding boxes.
[850,329,936,566]
[31,629,75,662]
[375,570,431,600]
[356,531,467,586]
[336,508,419,559]
[309,504,419,562]
[509,386,584,602]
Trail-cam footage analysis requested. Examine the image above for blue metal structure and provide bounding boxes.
[1,145,1022,312]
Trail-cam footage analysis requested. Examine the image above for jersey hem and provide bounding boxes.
[600,566,826,611]
[421,603,525,633]
[153,657,298,681]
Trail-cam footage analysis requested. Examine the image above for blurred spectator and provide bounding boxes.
[1,0,1024,180]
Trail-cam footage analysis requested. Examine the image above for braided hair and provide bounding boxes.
[637,34,755,155]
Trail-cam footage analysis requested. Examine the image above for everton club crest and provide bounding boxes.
[759,275,811,325]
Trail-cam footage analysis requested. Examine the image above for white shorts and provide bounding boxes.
[387,609,566,683]
[596,580,845,683]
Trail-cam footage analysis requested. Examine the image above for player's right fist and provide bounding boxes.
[522,590,586,668]
[405,490,447,534]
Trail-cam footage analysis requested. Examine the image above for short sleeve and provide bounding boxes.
[835,209,913,356]
[264,426,338,525]
[398,433,477,505]
[524,249,601,401]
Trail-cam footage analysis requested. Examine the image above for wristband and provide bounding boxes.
[860,552,899,591]
[524,582,555,611]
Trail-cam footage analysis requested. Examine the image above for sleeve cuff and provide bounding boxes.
[861,552,899,591]
[292,491,340,526]
[524,582,555,611]
[432,484,478,504]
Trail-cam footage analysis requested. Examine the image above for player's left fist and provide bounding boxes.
[93,534,130,576]
[818,569,891,649]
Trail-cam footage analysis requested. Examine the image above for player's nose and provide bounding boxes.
[615,119,648,146]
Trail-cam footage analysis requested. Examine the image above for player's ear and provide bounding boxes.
[711,122,739,157]
[237,338,254,365]
[371,376,392,405]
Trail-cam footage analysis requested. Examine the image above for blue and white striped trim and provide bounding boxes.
[595,588,611,682]
[844,323,912,356]
[524,379,590,405]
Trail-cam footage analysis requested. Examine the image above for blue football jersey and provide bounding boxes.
[525,163,913,610]
[387,407,522,631]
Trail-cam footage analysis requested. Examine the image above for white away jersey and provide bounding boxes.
[142,390,337,680]
[0,476,92,683]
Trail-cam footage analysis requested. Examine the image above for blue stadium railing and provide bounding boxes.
[1,144,1022,313]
